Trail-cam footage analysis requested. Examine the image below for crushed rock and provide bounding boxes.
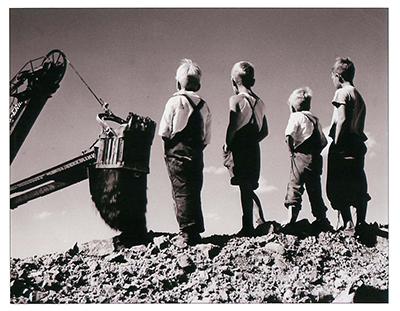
[10,229,388,303]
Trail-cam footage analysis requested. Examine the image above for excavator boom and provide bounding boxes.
[10,151,96,209]
[10,50,67,163]
[10,50,156,212]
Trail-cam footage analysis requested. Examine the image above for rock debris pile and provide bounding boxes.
[10,228,388,303]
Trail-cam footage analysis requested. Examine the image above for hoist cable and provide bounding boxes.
[66,58,113,153]
[66,58,105,108]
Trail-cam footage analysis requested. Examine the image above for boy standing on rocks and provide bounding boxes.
[283,87,332,233]
[159,59,212,246]
[327,57,370,235]
[223,61,269,237]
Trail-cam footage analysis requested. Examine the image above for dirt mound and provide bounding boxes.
[10,225,388,303]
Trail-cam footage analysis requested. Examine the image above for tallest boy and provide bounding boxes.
[327,57,370,235]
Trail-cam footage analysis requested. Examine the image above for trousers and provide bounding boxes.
[327,143,370,210]
[284,152,327,219]
[165,153,205,233]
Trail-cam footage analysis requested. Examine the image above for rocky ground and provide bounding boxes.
[10,222,389,304]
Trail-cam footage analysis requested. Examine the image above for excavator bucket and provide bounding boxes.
[88,112,156,240]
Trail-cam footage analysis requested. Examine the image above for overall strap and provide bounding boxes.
[297,112,324,154]
[244,95,258,124]
[178,94,205,111]
[301,112,317,129]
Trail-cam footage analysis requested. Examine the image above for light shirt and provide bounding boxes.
[158,90,212,144]
[329,84,367,141]
[230,92,267,132]
[285,111,327,149]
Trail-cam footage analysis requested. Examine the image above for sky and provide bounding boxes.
[9,8,389,258]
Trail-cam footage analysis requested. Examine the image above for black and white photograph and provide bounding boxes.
[7,2,394,305]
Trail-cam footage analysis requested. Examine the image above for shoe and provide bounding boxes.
[282,219,313,237]
[355,221,368,233]
[173,231,201,248]
[312,218,334,233]
[113,231,148,251]
[355,222,377,247]
[187,232,201,246]
[236,227,255,237]
[255,222,275,236]
[281,222,295,235]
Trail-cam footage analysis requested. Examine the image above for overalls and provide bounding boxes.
[284,113,327,219]
[227,94,265,229]
[230,95,261,189]
[164,94,205,233]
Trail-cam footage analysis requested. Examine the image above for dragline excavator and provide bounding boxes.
[10,50,156,211]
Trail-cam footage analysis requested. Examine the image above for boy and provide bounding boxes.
[284,87,332,232]
[159,59,211,246]
[223,61,269,236]
[327,57,370,234]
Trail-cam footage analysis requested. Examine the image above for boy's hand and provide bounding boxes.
[222,145,233,168]
[286,135,295,155]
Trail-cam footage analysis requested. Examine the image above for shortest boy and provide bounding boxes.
[159,59,211,247]
[284,87,332,232]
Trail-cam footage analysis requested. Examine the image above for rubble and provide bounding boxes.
[10,223,388,303]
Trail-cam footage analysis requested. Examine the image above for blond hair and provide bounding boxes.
[231,61,255,88]
[288,87,313,112]
[175,58,202,91]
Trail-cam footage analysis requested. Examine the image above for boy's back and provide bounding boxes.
[228,93,267,147]
[229,93,266,131]
[160,91,211,153]
[330,84,367,143]
[285,111,326,153]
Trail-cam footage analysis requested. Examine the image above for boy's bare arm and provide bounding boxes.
[286,135,295,155]
[258,116,268,141]
[334,104,346,145]
[224,96,241,150]
[225,110,239,149]
[158,98,175,139]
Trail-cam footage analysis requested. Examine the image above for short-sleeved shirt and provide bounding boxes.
[229,92,267,132]
[329,84,367,142]
[158,90,212,145]
[285,111,327,149]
